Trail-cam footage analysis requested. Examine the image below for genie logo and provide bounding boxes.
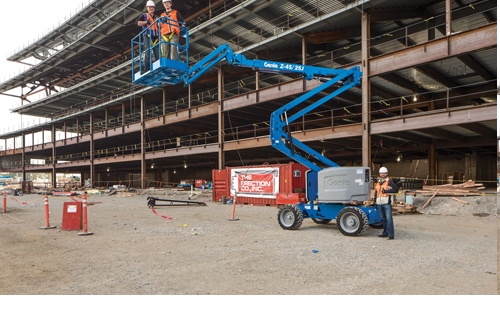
[264,62,278,69]
[327,179,350,187]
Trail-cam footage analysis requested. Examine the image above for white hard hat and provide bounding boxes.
[146,0,155,7]
[163,0,172,2]
[379,167,388,173]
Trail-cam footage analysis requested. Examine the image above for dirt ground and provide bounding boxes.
[0,189,497,295]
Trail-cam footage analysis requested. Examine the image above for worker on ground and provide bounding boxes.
[160,0,184,60]
[373,166,399,240]
[136,1,160,72]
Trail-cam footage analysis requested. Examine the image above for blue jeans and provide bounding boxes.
[143,35,159,71]
[378,203,394,237]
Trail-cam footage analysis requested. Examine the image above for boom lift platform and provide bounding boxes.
[132,23,382,236]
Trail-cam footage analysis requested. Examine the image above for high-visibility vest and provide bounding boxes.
[375,178,390,198]
[143,13,159,37]
[161,10,180,36]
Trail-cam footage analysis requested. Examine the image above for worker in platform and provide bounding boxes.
[136,1,160,72]
[374,166,399,240]
[160,0,184,60]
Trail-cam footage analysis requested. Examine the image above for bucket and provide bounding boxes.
[221,196,227,204]
[405,194,414,205]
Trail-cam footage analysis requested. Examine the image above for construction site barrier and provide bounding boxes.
[40,195,56,230]
[78,193,93,236]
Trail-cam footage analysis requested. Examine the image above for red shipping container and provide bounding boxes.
[213,162,309,206]
[61,201,82,231]
[212,169,228,202]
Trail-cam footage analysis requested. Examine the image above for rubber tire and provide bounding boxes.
[336,207,368,236]
[312,218,332,224]
[278,204,303,230]
[369,222,384,229]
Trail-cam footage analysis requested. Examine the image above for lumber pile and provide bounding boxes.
[415,180,484,196]
[392,201,420,214]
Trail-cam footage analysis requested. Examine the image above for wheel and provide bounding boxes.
[312,218,332,224]
[336,207,368,236]
[369,222,384,229]
[277,205,303,230]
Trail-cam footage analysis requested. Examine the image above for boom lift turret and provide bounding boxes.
[132,22,382,236]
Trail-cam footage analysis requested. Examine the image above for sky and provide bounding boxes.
[0,0,88,135]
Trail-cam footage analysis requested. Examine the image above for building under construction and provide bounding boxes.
[0,0,497,190]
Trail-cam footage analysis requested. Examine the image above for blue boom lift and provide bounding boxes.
[132,21,382,236]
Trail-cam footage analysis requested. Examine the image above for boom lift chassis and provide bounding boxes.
[132,20,382,236]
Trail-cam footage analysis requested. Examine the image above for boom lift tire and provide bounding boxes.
[336,207,368,236]
[278,204,303,230]
[312,218,332,224]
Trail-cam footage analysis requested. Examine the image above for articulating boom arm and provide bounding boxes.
[269,66,361,173]
[180,44,362,173]
[182,44,358,86]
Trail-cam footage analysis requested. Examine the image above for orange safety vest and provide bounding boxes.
[146,13,159,31]
[160,10,180,36]
[375,178,390,198]
[142,13,159,37]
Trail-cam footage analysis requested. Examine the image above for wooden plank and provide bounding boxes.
[451,197,468,205]
[416,191,481,196]
[422,190,439,208]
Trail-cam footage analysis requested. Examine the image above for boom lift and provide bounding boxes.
[132,22,382,236]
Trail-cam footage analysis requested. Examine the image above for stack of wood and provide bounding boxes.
[392,201,420,214]
[415,180,484,196]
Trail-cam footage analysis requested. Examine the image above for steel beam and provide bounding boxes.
[368,23,496,77]
[370,104,496,135]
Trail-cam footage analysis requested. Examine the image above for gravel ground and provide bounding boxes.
[0,189,497,295]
